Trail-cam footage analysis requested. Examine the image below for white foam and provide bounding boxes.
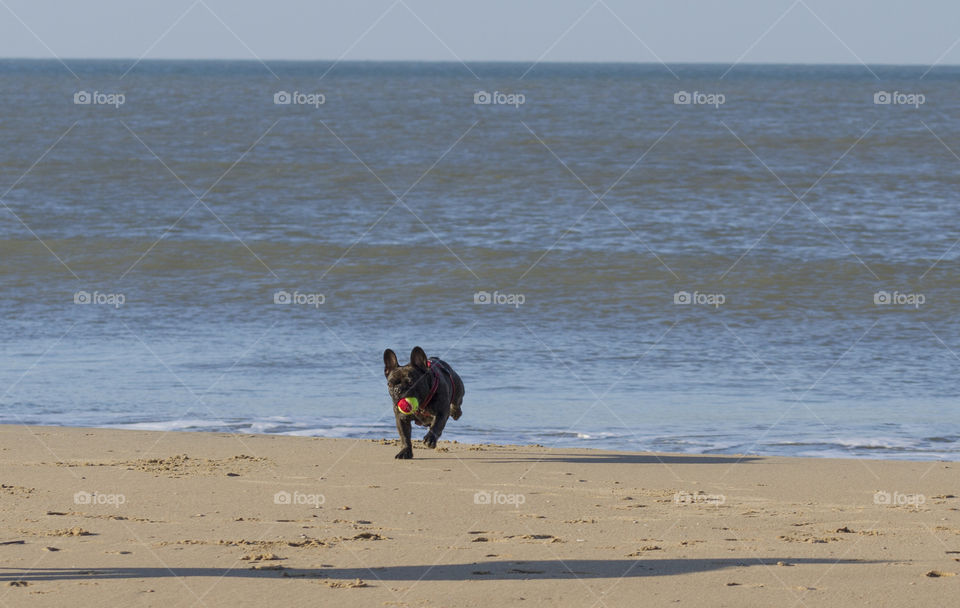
[112,419,230,432]
[832,436,914,450]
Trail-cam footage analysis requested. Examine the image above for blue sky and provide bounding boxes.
[1,0,958,65]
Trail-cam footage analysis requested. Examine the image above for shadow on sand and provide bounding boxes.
[454,452,764,465]
[0,558,878,582]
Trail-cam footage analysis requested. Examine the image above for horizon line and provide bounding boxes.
[0,57,957,68]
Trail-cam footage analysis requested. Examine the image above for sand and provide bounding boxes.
[0,424,957,607]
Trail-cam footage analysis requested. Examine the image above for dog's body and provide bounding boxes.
[383,347,464,459]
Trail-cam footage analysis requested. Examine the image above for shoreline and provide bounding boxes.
[5,421,956,463]
[1,424,958,606]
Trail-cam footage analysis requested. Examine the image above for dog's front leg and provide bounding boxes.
[395,413,413,459]
[423,407,449,449]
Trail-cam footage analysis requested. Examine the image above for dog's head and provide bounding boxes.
[383,347,432,412]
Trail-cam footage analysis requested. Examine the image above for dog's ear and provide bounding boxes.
[383,349,399,377]
[410,346,428,369]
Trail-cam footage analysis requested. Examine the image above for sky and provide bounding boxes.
[1,0,959,65]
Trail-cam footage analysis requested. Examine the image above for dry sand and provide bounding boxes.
[0,424,957,607]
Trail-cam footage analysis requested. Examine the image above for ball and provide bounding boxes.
[397,397,419,414]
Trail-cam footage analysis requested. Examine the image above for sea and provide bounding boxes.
[1,59,958,460]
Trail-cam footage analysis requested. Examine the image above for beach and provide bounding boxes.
[0,424,957,607]
[3,2,960,606]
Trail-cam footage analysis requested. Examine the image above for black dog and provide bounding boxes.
[383,347,464,459]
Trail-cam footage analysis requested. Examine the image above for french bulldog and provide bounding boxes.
[383,346,464,459]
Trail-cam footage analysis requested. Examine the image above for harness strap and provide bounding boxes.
[413,359,453,425]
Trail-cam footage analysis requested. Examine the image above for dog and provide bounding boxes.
[383,347,464,459]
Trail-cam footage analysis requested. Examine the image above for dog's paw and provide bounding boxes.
[423,433,438,449]
[395,448,413,459]
[450,405,462,421]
